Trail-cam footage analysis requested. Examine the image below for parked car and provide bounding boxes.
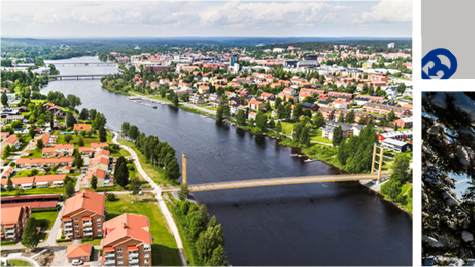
[71,259,83,266]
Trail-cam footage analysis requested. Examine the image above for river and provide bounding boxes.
[43,56,412,266]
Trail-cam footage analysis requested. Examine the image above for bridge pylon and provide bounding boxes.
[182,153,187,184]
[371,144,384,181]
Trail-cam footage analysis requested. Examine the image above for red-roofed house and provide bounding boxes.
[101,214,152,267]
[73,124,92,132]
[42,143,74,157]
[62,190,106,239]
[1,135,20,150]
[248,100,265,111]
[66,243,92,263]
[1,206,31,241]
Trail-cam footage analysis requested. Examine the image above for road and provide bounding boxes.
[111,132,187,266]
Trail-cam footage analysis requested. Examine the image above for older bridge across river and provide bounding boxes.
[163,144,386,192]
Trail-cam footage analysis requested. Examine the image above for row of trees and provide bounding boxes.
[174,201,227,266]
[336,121,379,173]
[121,122,181,182]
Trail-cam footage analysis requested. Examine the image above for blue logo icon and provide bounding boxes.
[422,48,457,79]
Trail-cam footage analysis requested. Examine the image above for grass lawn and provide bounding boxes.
[57,134,104,148]
[105,194,182,266]
[13,170,59,178]
[400,183,413,213]
[178,105,215,118]
[1,186,65,196]
[116,139,177,186]
[205,107,217,111]
[21,149,43,158]
[151,95,172,103]
[81,238,102,246]
[308,128,332,144]
[31,211,59,230]
[8,260,32,266]
[280,121,294,135]
[109,145,131,158]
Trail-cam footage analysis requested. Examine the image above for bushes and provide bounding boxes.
[106,193,117,201]
[56,238,71,243]
[32,207,60,213]
[1,241,17,245]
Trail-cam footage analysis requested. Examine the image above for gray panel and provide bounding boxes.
[422,0,475,79]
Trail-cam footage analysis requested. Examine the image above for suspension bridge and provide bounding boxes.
[163,144,386,192]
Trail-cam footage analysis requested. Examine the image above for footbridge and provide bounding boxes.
[162,173,383,192]
[164,144,386,193]
[49,62,115,66]
[48,74,121,80]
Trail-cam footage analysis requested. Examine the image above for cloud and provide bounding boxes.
[359,1,412,23]
[1,1,412,37]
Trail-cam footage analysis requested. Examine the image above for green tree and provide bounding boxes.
[196,222,225,265]
[36,139,44,151]
[130,177,141,201]
[21,217,39,249]
[2,145,11,160]
[90,175,98,190]
[6,177,14,192]
[64,134,73,143]
[99,125,107,142]
[255,112,267,130]
[332,126,344,147]
[115,160,130,188]
[391,154,411,183]
[172,95,179,107]
[73,152,83,168]
[381,179,402,200]
[207,245,227,266]
[387,109,396,121]
[165,159,181,181]
[29,127,36,139]
[293,103,303,121]
[223,104,230,118]
[77,137,84,147]
[178,182,189,201]
[1,91,8,107]
[216,104,224,121]
[121,122,130,137]
[338,112,345,123]
[66,112,76,129]
[236,109,246,126]
[268,119,275,128]
[276,121,282,133]
[64,181,75,199]
[346,110,355,123]
[312,112,324,128]
[128,125,140,141]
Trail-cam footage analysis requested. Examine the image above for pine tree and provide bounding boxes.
[346,110,355,123]
[130,177,141,201]
[332,126,344,147]
[338,112,345,123]
[1,91,8,107]
[90,175,98,190]
[276,121,282,133]
[99,125,107,142]
[6,177,13,192]
[116,160,130,188]
[64,181,74,199]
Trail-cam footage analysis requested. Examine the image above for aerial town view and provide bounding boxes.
[0,1,413,266]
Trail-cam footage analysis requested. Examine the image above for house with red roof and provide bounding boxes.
[66,243,92,263]
[1,206,31,241]
[101,214,152,266]
[0,135,20,150]
[62,190,106,239]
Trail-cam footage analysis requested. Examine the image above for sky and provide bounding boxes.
[1,1,412,38]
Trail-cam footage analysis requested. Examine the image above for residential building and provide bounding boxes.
[0,135,20,150]
[364,103,411,117]
[190,95,205,105]
[42,144,74,157]
[1,206,31,241]
[61,189,106,239]
[101,214,152,267]
[248,100,265,111]
[66,244,93,264]
[333,99,347,109]
[16,157,74,168]
[394,117,413,128]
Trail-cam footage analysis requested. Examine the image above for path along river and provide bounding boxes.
[43,56,412,266]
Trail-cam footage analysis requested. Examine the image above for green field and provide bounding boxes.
[400,183,413,213]
[13,170,58,178]
[21,149,43,158]
[105,194,182,266]
[31,211,59,231]
[81,238,102,246]
[8,260,32,266]
[57,134,103,147]
[1,186,65,196]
